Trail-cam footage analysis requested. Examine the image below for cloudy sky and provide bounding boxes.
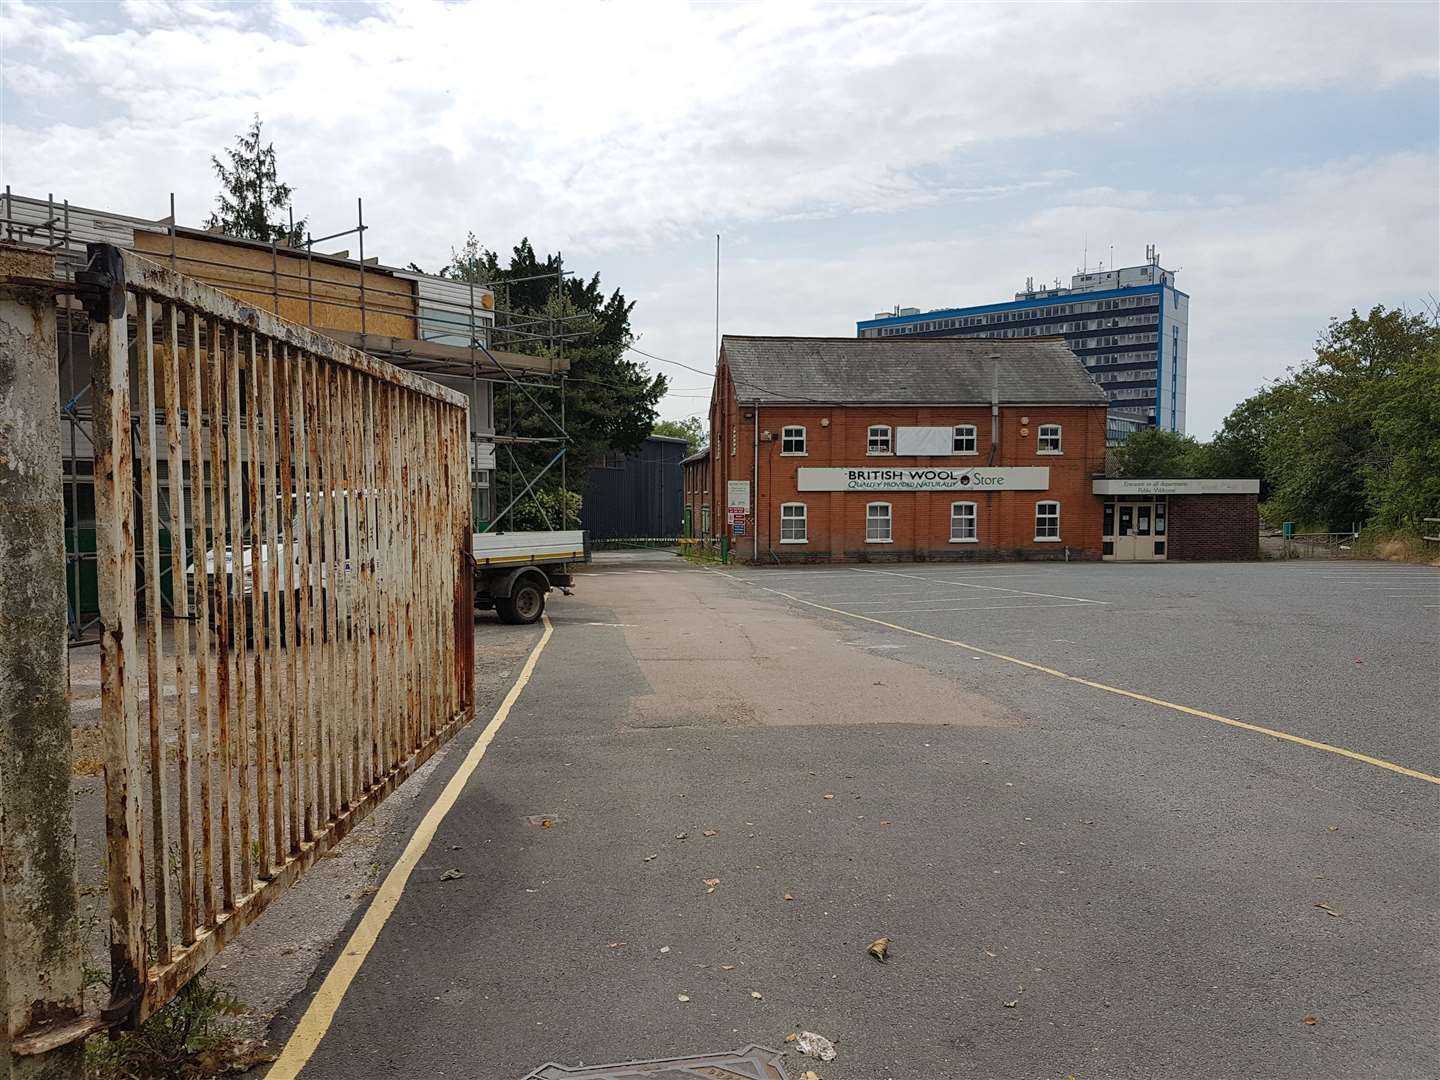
[3,0,1437,434]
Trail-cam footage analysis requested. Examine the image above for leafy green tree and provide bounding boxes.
[440,234,667,527]
[653,415,706,455]
[1111,429,1205,478]
[206,116,307,245]
[1200,384,1287,495]
[1261,306,1437,530]
[1216,304,1439,531]
[1365,345,1440,529]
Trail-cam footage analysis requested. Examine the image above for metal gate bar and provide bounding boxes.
[72,243,474,1032]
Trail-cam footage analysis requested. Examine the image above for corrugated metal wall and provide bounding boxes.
[582,436,686,539]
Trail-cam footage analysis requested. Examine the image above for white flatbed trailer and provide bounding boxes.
[472,529,588,624]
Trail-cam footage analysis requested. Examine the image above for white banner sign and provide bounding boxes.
[726,479,751,516]
[797,467,1050,492]
[894,427,955,456]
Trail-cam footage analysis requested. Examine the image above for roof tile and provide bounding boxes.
[720,335,1107,406]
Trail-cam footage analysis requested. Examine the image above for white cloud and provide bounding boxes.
[638,151,1440,435]
[2,1,1435,436]
[2,0,1435,260]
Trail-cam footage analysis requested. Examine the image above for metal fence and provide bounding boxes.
[1,242,474,1061]
[1281,531,1362,559]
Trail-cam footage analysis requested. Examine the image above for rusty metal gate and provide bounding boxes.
[1,242,474,1061]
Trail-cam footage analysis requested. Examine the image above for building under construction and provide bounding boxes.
[1,190,573,640]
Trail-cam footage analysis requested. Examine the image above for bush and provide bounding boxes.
[493,487,582,532]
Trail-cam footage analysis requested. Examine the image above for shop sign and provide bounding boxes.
[796,467,1050,492]
[1092,478,1260,496]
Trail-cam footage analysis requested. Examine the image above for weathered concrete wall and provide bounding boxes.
[0,244,84,1076]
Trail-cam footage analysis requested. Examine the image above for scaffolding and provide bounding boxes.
[0,188,580,642]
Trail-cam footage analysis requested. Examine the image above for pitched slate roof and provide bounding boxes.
[720,335,1107,406]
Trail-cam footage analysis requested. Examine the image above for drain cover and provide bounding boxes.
[522,1043,787,1079]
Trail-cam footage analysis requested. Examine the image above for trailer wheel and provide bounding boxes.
[496,578,546,625]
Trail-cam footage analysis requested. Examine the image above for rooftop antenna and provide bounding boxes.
[1109,243,1114,271]
[1082,234,1088,273]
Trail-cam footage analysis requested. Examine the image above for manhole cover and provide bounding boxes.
[522,1043,787,1079]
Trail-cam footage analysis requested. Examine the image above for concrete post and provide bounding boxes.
[0,244,84,1078]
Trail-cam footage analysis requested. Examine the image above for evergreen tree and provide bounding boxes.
[206,116,307,245]
[440,233,668,526]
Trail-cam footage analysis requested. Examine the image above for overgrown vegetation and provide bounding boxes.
[498,488,583,532]
[85,978,269,1079]
[207,116,307,246]
[1112,304,1440,535]
[440,236,666,529]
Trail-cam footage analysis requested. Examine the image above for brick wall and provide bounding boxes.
[682,456,711,536]
[711,363,1108,563]
[1167,494,1259,560]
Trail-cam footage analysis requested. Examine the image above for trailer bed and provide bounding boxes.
[472,530,587,567]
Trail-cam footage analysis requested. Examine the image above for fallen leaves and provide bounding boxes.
[642,853,658,862]
[1003,999,1018,1008]
[822,793,835,800]
[1303,1015,1318,1025]
[675,832,688,840]
[783,893,796,902]
[676,993,690,1003]
[703,829,718,837]
[720,964,736,971]
[703,878,720,894]
[750,991,763,1000]
[801,1072,822,1080]
[539,819,555,828]
[1314,902,1344,918]
[607,942,625,949]
[439,868,465,882]
[867,937,891,963]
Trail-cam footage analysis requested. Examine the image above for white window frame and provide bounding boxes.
[865,502,893,543]
[952,424,978,455]
[780,425,806,456]
[1037,423,1063,454]
[779,502,808,544]
[867,425,892,455]
[1035,500,1061,542]
[950,501,978,543]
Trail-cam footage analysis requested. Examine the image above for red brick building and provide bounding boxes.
[681,447,711,537]
[710,336,1110,563]
[708,336,1260,564]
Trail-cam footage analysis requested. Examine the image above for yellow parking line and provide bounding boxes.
[716,572,1440,787]
[268,616,555,1078]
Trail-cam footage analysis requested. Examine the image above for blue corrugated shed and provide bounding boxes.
[582,435,688,539]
